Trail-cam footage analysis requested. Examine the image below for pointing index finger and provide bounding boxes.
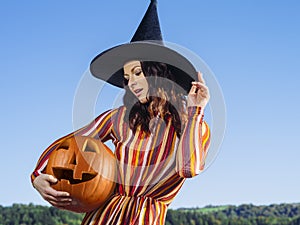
[197,72,205,84]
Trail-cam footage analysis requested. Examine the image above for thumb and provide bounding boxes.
[47,174,58,184]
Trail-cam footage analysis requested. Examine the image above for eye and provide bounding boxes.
[124,74,129,80]
[134,68,142,76]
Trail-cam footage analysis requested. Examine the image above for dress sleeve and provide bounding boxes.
[30,108,118,183]
[176,106,211,178]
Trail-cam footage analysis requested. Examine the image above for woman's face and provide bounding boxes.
[123,60,149,103]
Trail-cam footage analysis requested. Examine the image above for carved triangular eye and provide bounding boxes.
[59,139,71,150]
[82,139,100,153]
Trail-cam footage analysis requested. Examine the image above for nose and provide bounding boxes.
[128,76,137,88]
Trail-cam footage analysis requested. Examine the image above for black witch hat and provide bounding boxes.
[90,0,197,92]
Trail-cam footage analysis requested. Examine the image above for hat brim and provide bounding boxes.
[90,41,197,92]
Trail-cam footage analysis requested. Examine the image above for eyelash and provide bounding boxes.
[135,70,142,76]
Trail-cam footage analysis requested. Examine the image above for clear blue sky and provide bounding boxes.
[1,0,299,209]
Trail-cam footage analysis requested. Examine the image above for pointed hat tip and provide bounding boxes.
[150,0,158,7]
[130,0,162,42]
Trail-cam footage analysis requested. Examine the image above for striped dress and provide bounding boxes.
[31,105,210,225]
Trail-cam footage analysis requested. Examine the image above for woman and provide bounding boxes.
[31,60,210,224]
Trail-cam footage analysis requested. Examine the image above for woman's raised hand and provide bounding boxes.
[187,72,210,109]
[33,174,72,209]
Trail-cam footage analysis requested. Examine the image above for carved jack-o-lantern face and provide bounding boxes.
[45,136,116,213]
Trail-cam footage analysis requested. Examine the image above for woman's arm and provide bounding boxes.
[31,109,117,182]
[31,108,118,207]
[176,107,210,178]
[176,72,211,178]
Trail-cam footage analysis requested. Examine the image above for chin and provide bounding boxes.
[139,98,148,104]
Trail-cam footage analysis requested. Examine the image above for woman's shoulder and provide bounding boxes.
[98,105,127,120]
[99,105,125,114]
[111,105,127,114]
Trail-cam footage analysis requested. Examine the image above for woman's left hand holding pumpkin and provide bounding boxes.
[187,72,210,109]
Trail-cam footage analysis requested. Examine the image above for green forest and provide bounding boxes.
[0,203,299,225]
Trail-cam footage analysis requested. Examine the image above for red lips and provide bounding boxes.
[134,88,143,95]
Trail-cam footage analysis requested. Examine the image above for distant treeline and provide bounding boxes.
[167,203,300,225]
[0,203,299,225]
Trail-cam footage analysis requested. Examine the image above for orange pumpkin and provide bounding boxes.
[45,136,116,213]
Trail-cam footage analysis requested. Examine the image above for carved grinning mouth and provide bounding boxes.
[53,167,97,184]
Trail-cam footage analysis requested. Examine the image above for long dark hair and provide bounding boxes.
[123,61,187,137]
